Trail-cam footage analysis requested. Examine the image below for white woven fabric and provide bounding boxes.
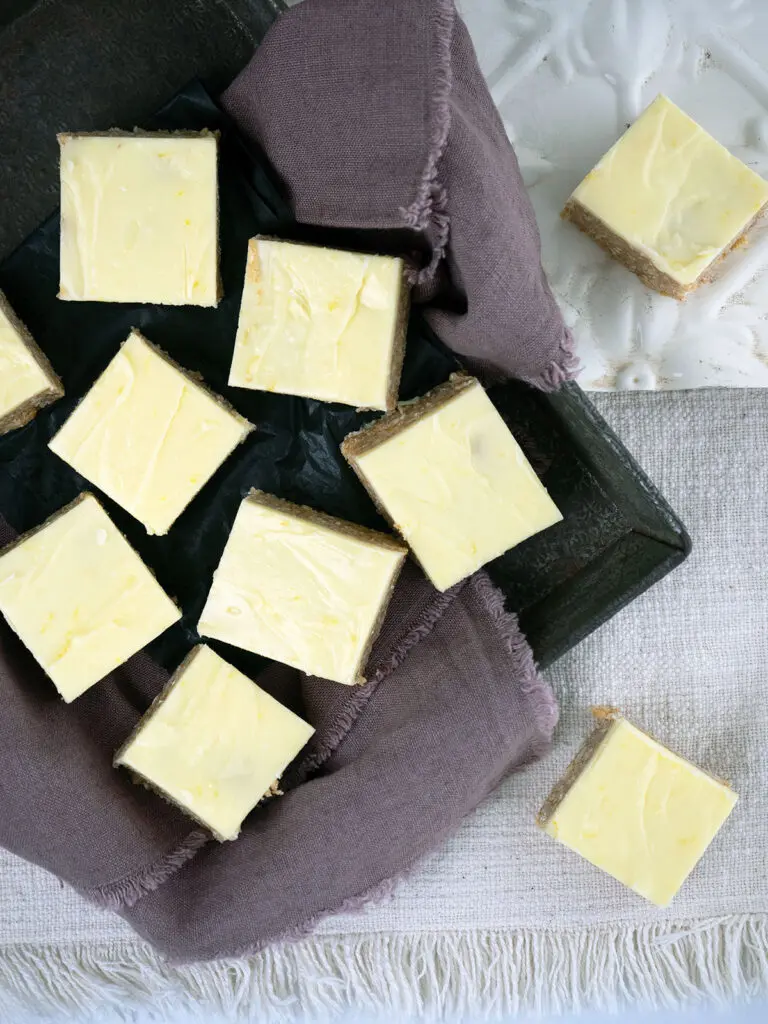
[1,388,767,1021]
[317,387,768,935]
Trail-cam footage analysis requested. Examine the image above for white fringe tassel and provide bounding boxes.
[2,917,767,1021]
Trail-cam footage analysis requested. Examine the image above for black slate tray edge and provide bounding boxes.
[523,383,691,668]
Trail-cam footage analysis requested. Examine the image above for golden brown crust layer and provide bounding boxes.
[341,372,477,461]
[536,714,618,828]
[383,267,411,412]
[562,198,768,300]
[246,488,406,555]
[57,128,220,143]
[562,200,689,299]
[0,289,64,436]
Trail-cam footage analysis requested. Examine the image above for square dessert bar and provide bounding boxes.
[563,95,768,299]
[342,374,563,592]
[49,330,252,536]
[537,710,738,907]
[0,289,63,435]
[198,490,407,685]
[0,494,180,702]
[230,237,410,411]
[115,645,315,841]
[59,130,219,305]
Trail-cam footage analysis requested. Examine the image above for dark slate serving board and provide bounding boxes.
[0,0,285,259]
[0,2,689,676]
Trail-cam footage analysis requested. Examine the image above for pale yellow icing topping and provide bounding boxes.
[0,301,55,421]
[59,132,219,305]
[116,645,314,841]
[543,717,738,907]
[571,95,768,285]
[49,331,252,536]
[351,380,562,592]
[0,495,180,702]
[198,494,405,685]
[230,238,404,410]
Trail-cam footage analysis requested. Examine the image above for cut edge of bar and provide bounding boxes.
[0,289,64,436]
[245,489,408,556]
[341,372,478,461]
[57,128,220,144]
[536,708,619,829]
[562,197,768,300]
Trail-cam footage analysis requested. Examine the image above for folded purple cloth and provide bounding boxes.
[0,0,567,961]
[122,563,557,961]
[223,0,576,389]
[0,512,556,960]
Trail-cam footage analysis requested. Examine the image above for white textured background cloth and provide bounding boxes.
[2,389,767,1021]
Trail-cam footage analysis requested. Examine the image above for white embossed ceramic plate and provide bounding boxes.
[460,0,768,390]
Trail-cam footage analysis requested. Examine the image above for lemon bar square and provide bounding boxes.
[115,645,315,841]
[342,374,562,591]
[0,290,63,435]
[0,494,181,702]
[537,710,738,907]
[562,95,768,298]
[59,130,220,305]
[230,238,409,410]
[49,330,252,536]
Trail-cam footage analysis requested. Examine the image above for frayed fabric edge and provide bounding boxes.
[295,582,464,780]
[85,829,209,911]
[3,916,768,1021]
[401,0,455,288]
[471,571,559,755]
[529,326,581,392]
[244,575,553,966]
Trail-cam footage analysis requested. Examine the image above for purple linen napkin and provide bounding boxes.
[223,0,577,388]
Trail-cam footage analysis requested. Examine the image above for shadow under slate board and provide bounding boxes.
[0,83,690,682]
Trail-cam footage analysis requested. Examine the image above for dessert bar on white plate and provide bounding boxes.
[563,95,768,300]
[463,0,768,389]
